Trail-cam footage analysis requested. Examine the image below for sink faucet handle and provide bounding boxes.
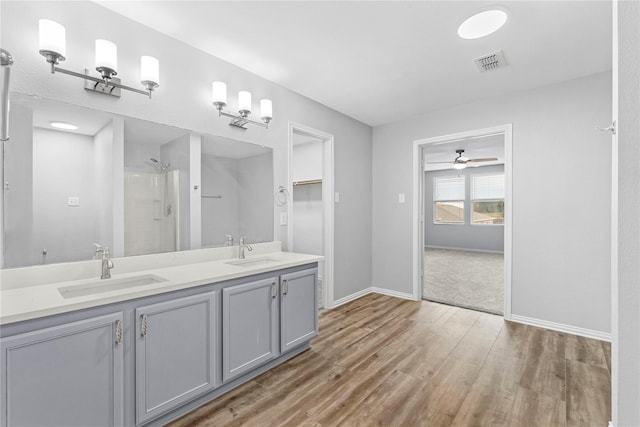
[94,243,104,259]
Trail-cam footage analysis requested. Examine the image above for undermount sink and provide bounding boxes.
[58,274,169,299]
[225,257,282,268]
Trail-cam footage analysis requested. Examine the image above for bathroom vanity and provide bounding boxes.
[0,243,320,427]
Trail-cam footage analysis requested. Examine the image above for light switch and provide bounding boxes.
[279,212,288,226]
[398,193,405,203]
[68,197,80,207]
[335,192,340,203]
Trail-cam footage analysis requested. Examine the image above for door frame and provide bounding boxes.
[287,122,335,309]
[412,124,513,318]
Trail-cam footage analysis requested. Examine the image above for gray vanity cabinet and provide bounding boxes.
[222,277,279,382]
[0,312,124,427]
[135,292,218,425]
[280,268,319,353]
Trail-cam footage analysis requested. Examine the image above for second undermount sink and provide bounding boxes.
[225,257,282,268]
[58,274,169,299]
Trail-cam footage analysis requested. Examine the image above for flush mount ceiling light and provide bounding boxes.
[458,9,508,40]
[38,19,160,98]
[50,121,78,130]
[212,81,272,129]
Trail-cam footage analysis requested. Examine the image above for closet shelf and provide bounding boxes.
[293,179,322,186]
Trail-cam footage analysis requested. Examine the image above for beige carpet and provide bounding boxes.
[423,248,504,315]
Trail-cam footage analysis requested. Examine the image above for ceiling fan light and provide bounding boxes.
[453,162,467,170]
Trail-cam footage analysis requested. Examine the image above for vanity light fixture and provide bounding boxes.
[50,121,78,130]
[212,81,272,129]
[38,19,160,98]
[457,9,508,40]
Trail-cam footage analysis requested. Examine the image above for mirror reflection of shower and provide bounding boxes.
[150,158,172,217]
[123,152,180,257]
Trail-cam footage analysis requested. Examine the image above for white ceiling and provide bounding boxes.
[97,1,612,127]
[423,133,503,171]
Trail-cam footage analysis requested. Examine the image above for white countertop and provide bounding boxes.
[0,251,322,325]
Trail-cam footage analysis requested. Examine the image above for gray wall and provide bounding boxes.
[615,1,640,424]
[201,155,239,247]
[1,1,372,302]
[373,72,612,334]
[425,165,504,252]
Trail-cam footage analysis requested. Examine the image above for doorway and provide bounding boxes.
[412,125,513,318]
[287,122,334,310]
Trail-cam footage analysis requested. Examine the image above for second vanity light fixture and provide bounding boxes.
[38,19,160,98]
[212,81,272,129]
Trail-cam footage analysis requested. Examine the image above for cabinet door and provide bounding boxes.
[222,277,278,382]
[136,292,218,425]
[0,312,124,427]
[280,268,318,353]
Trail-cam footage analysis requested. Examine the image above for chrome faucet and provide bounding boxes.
[239,236,253,259]
[94,244,114,279]
[225,234,234,246]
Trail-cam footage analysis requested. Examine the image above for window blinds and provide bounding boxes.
[472,174,504,200]
[434,176,465,200]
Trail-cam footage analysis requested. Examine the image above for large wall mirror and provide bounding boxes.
[2,92,274,269]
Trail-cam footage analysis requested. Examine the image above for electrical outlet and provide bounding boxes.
[67,197,80,207]
[279,212,288,226]
[398,193,405,203]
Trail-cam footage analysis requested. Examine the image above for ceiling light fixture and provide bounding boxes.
[212,81,272,129]
[50,121,78,130]
[38,19,160,98]
[458,9,508,40]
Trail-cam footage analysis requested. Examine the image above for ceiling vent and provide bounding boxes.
[473,50,507,72]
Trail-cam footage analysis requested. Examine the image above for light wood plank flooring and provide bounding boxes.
[170,294,611,427]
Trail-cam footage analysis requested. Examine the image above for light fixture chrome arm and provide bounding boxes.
[216,107,270,129]
[48,64,154,97]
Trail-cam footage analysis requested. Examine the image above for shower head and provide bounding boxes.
[150,158,170,171]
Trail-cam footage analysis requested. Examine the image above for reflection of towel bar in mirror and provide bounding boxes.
[201,195,222,199]
[293,179,322,186]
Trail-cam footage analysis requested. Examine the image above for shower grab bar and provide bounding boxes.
[1,48,14,142]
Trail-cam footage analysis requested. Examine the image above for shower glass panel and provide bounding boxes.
[124,169,179,256]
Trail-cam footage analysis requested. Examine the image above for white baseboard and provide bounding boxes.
[510,314,612,342]
[328,286,417,309]
[425,245,504,254]
[371,287,416,301]
[328,287,373,309]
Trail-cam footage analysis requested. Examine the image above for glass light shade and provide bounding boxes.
[95,39,117,71]
[238,91,252,113]
[39,19,66,57]
[260,99,273,119]
[453,162,467,170]
[140,56,159,85]
[457,10,508,39]
[212,81,227,104]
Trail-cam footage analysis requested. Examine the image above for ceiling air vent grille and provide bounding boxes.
[473,50,507,72]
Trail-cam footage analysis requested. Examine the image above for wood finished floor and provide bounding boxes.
[170,294,611,427]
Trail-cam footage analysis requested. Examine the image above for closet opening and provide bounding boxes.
[287,123,334,310]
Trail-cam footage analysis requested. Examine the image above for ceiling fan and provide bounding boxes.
[427,149,498,170]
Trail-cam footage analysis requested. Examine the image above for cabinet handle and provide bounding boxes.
[271,282,278,299]
[141,314,148,337]
[115,320,122,346]
[283,279,289,295]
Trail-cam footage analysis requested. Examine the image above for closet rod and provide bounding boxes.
[201,195,222,199]
[293,179,322,186]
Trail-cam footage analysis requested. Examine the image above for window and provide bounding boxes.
[433,176,465,224]
[471,174,504,224]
